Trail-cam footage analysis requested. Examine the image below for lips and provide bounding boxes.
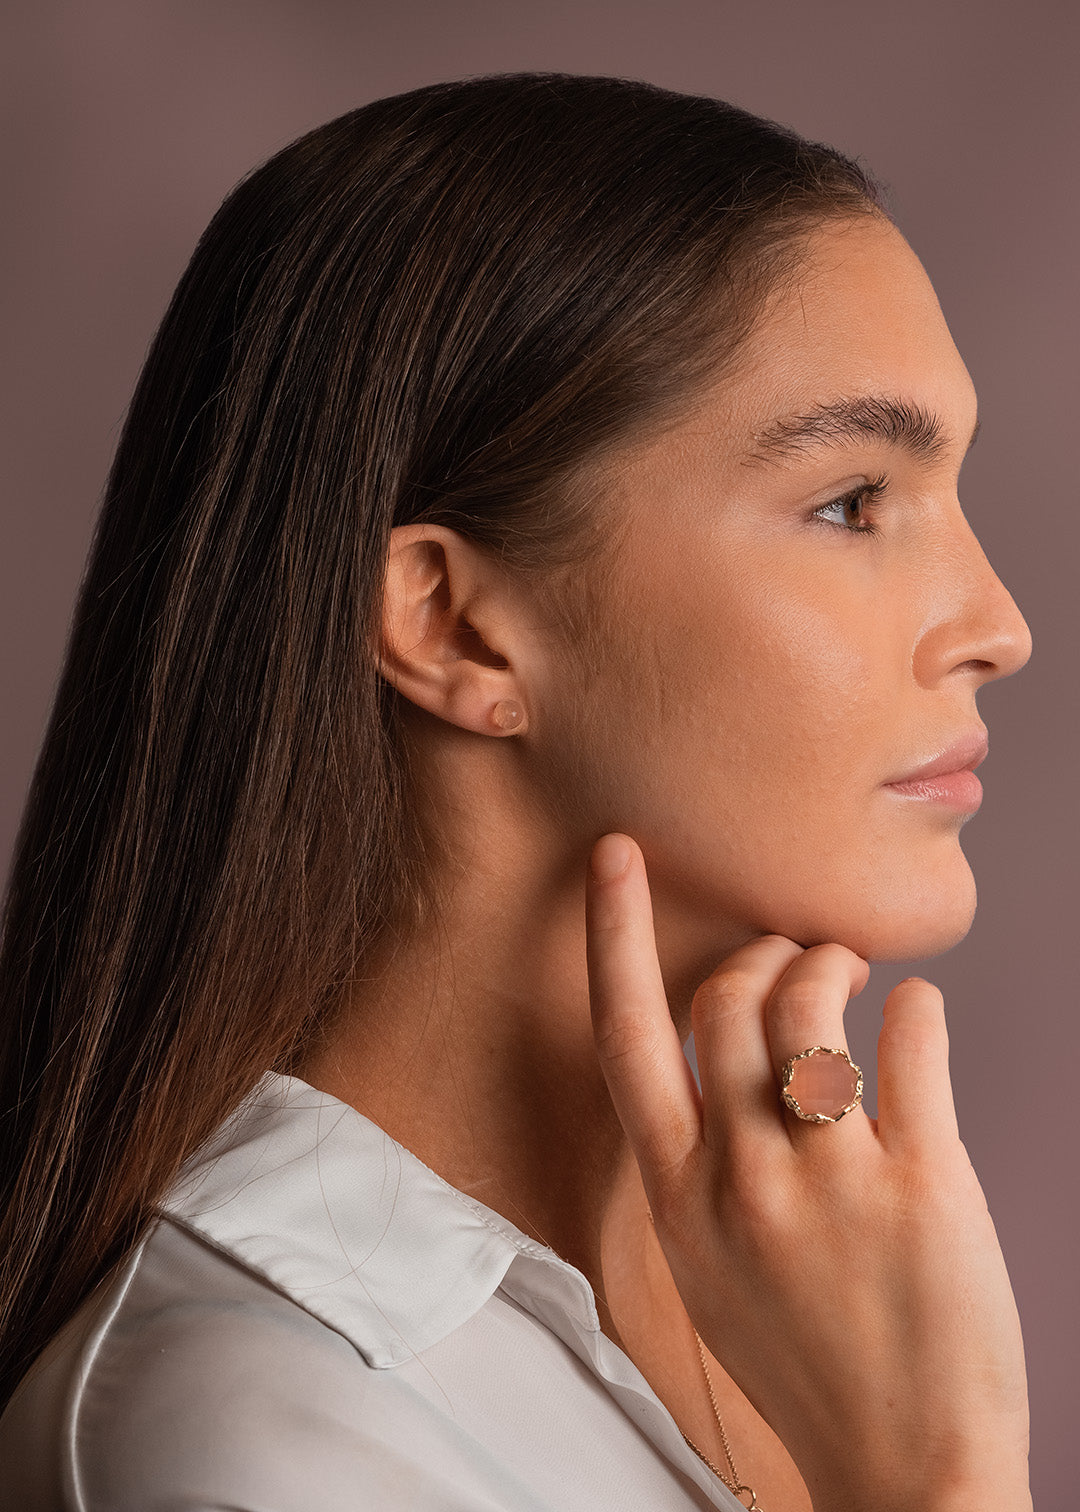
[883,728,988,813]
[885,729,989,786]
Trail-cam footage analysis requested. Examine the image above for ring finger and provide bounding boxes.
[764,943,871,1141]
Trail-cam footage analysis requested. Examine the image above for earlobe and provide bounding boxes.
[377,524,529,738]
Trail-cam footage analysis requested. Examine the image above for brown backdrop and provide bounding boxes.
[3,3,1077,1503]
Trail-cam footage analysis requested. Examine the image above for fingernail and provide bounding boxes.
[590,834,632,882]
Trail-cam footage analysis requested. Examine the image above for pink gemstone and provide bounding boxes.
[786,1051,859,1119]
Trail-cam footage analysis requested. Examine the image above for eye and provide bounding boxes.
[812,477,888,535]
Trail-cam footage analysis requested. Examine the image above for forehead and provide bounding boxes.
[586,215,978,510]
[718,214,977,451]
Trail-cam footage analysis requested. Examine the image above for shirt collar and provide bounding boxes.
[158,1071,601,1368]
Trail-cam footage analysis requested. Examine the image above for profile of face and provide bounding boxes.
[523,214,1032,968]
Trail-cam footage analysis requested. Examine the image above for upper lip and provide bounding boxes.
[885,728,989,785]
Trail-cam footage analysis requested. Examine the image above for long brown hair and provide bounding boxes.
[0,73,882,1407]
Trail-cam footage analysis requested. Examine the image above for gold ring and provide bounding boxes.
[780,1045,863,1123]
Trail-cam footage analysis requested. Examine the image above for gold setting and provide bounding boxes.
[780,1044,864,1124]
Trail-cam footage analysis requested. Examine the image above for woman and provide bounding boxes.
[0,73,1032,1510]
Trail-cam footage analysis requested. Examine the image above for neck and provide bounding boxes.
[294,749,812,1508]
[295,734,750,1346]
[296,852,652,1341]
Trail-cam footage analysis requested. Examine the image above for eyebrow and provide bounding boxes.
[744,394,980,466]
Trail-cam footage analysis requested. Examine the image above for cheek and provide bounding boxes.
[664,562,892,799]
[538,539,974,960]
[614,564,899,843]
[632,569,974,958]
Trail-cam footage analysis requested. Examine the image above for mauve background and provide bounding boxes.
[2,1,1077,1504]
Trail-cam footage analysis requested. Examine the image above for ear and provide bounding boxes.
[377,523,529,736]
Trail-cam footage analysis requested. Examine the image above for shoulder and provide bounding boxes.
[2,1219,474,1512]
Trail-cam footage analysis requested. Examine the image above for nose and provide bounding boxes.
[911,511,1033,689]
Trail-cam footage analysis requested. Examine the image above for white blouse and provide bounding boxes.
[0,1073,747,1511]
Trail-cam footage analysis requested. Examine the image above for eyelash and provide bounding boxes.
[811,476,889,536]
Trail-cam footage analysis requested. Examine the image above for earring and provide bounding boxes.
[491,700,524,732]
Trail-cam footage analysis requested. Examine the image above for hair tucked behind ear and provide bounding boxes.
[0,72,882,1407]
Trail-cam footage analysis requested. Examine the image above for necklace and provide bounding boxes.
[639,1210,764,1509]
[679,1327,764,1511]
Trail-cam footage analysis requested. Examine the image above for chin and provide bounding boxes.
[810,911,975,964]
[779,851,979,964]
[793,892,977,964]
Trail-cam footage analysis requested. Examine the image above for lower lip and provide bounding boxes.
[884,770,983,812]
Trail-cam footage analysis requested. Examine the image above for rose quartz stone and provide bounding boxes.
[786,1051,859,1118]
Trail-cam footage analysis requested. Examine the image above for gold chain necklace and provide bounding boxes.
[678,1327,764,1511]
[640,1210,764,1509]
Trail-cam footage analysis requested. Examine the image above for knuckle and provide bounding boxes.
[586,911,631,944]
[769,980,832,1020]
[693,972,757,1020]
[881,1019,948,1063]
[722,1159,792,1243]
[592,1011,657,1067]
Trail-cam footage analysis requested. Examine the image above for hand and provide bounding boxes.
[585,832,1031,1512]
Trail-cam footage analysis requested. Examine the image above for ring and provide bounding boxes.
[780,1045,863,1123]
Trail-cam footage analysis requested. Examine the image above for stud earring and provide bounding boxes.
[491,700,524,732]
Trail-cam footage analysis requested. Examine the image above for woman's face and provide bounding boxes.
[530,213,1031,966]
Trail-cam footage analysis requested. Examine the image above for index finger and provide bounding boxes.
[585,834,702,1182]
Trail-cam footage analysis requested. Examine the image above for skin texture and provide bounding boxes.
[299,215,1033,1510]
